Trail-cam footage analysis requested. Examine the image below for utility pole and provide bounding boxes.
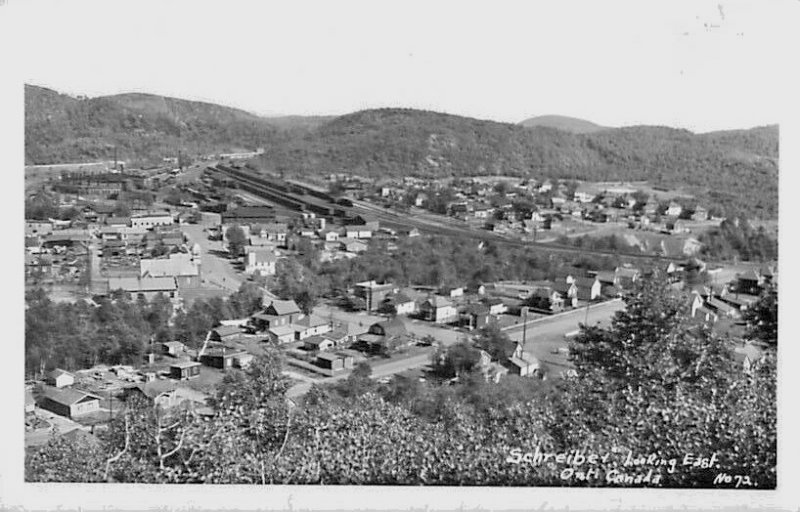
[521,306,529,350]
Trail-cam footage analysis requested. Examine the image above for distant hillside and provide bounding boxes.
[520,115,607,133]
[25,86,778,218]
[25,85,278,166]
[264,115,335,132]
[256,108,778,217]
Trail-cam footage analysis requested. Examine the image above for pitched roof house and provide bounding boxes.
[39,386,101,418]
[419,295,458,323]
[47,369,75,388]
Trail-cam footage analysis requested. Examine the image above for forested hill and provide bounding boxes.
[519,114,607,133]
[25,85,778,217]
[258,108,778,217]
[25,84,279,166]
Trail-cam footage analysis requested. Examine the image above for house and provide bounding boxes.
[733,342,763,373]
[380,292,416,315]
[720,293,759,312]
[140,252,201,288]
[440,286,465,298]
[615,267,640,289]
[345,226,373,239]
[691,206,708,221]
[459,303,492,330]
[318,228,341,242]
[265,325,296,344]
[665,202,683,217]
[358,317,411,351]
[39,386,101,419]
[552,281,578,308]
[245,249,278,276]
[292,314,332,340]
[690,293,705,318]
[340,238,368,253]
[482,298,507,315]
[324,322,365,346]
[656,236,701,258]
[354,281,397,312]
[262,223,288,244]
[573,188,595,203]
[159,341,186,357]
[107,276,178,301]
[505,343,539,378]
[574,276,601,301]
[760,264,777,284]
[419,295,458,323]
[530,287,565,312]
[210,325,242,342]
[706,297,741,319]
[303,335,336,352]
[737,269,763,295]
[398,227,421,238]
[47,369,75,388]
[315,352,355,372]
[170,361,201,380]
[122,380,180,409]
[200,347,252,370]
[252,300,302,330]
[693,306,719,324]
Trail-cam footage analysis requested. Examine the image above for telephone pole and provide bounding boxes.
[521,306,529,350]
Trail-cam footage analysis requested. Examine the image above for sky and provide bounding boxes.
[10,0,796,132]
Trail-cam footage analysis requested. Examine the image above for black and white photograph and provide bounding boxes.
[2,0,796,509]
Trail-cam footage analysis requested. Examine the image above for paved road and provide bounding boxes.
[287,301,625,395]
[181,223,243,293]
[506,299,625,375]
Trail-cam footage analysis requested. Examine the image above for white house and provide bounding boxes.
[47,369,75,388]
[292,314,332,340]
[245,250,278,276]
[666,202,683,217]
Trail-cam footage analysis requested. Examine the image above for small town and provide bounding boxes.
[15,0,781,498]
[24,157,776,456]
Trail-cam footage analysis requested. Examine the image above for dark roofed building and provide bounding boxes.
[39,386,101,418]
[170,361,201,380]
[122,380,180,408]
[210,325,242,341]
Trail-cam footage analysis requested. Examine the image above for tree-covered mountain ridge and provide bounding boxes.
[25,85,778,217]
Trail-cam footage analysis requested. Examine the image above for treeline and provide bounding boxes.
[258,109,778,218]
[24,283,266,377]
[25,85,278,167]
[698,217,778,262]
[556,234,642,254]
[27,276,777,487]
[267,235,624,310]
[26,84,778,218]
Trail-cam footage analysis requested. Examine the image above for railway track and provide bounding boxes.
[210,165,685,264]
